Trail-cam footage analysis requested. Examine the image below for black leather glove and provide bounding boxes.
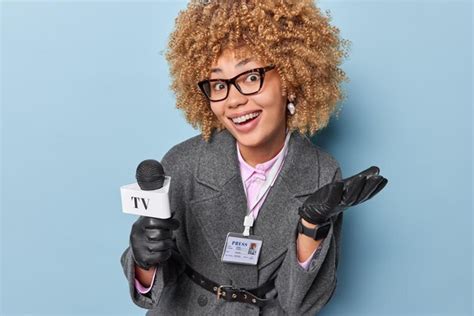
[298,166,388,225]
[130,216,180,270]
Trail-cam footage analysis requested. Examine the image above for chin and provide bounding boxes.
[232,131,266,148]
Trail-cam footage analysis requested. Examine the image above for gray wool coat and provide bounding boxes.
[120,129,343,315]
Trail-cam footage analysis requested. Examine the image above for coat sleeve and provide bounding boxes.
[274,159,343,315]
[120,245,184,309]
[119,145,189,310]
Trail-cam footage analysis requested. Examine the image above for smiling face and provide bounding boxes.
[208,49,288,165]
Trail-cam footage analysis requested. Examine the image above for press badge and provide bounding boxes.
[221,232,263,265]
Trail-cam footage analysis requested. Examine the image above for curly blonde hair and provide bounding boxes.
[165,0,351,141]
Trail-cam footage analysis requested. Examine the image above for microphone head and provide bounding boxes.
[136,159,165,191]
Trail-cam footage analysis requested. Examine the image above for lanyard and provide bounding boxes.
[242,132,291,236]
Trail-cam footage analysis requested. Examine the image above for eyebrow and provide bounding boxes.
[210,58,253,74]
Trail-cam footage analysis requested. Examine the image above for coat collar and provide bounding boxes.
[195,129,321,197]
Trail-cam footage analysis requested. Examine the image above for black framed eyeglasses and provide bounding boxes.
[197,64,276,102]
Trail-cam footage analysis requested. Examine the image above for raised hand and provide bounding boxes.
[298,166,388,225]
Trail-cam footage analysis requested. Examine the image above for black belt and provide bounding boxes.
[184,264,275,308]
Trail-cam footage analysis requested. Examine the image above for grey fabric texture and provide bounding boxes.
[120,129,343,315]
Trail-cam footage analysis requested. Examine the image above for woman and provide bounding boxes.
[121,0,387,314]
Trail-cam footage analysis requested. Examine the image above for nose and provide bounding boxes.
[225,82,248,109]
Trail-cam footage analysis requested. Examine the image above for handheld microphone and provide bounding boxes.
[120,159,171,219]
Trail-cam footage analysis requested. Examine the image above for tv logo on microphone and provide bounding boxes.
[131,197,150,210]
[121,179,171,218]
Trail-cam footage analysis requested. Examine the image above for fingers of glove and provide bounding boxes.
[356,175,386,205]
[145,228,172,241]
[131,252,151,270]
[132,238,174,257]
[366,177,388,201]
[130,243,151,269]
[141,217,180,230]
[341,175,366,207]
[146,239,175,252]
[328,181,344,204]
[308,180,343,205]
[130,228,172,251]
[134,248,172,268]
[342,166,380,183]
[150,249,173,263]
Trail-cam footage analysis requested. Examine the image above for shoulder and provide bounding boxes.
[160,130,233,177]
[162,134,203,161]
[292,133,340,168]
[290,132,342,185]
[161,133,204,177]
[313,142,341,182]
[162,128,229,157]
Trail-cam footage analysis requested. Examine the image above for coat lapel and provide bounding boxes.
[189,130,321,287]
[189,130,258,288]
[253,132,321,269]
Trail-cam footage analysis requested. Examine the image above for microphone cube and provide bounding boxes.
[120,176,171,219]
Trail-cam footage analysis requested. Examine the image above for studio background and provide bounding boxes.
[1,1,472,315]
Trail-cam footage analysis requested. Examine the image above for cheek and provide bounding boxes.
[253,93,286,117]
[210,104,227,122]
[253,82,285,114]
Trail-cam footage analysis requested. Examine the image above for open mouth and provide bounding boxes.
[230,111,261,125]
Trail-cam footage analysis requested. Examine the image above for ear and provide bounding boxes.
[282,90,296,102]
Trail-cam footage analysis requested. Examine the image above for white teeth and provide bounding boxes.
[231,112,260,124]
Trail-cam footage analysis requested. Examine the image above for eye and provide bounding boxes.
[245,72,261,82]
[212,81,226,91]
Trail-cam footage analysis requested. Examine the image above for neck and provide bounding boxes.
[238,130,287,168]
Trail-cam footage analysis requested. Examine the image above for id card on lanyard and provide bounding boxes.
[221,132,291,266]
[221,232,263,265]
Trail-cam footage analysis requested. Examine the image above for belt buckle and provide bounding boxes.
[216,285,233,300]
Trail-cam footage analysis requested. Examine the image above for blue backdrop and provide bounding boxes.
[1,1,472,315]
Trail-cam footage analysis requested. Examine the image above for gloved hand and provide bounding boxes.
[298,166,388,225]
[130,216,180,270]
